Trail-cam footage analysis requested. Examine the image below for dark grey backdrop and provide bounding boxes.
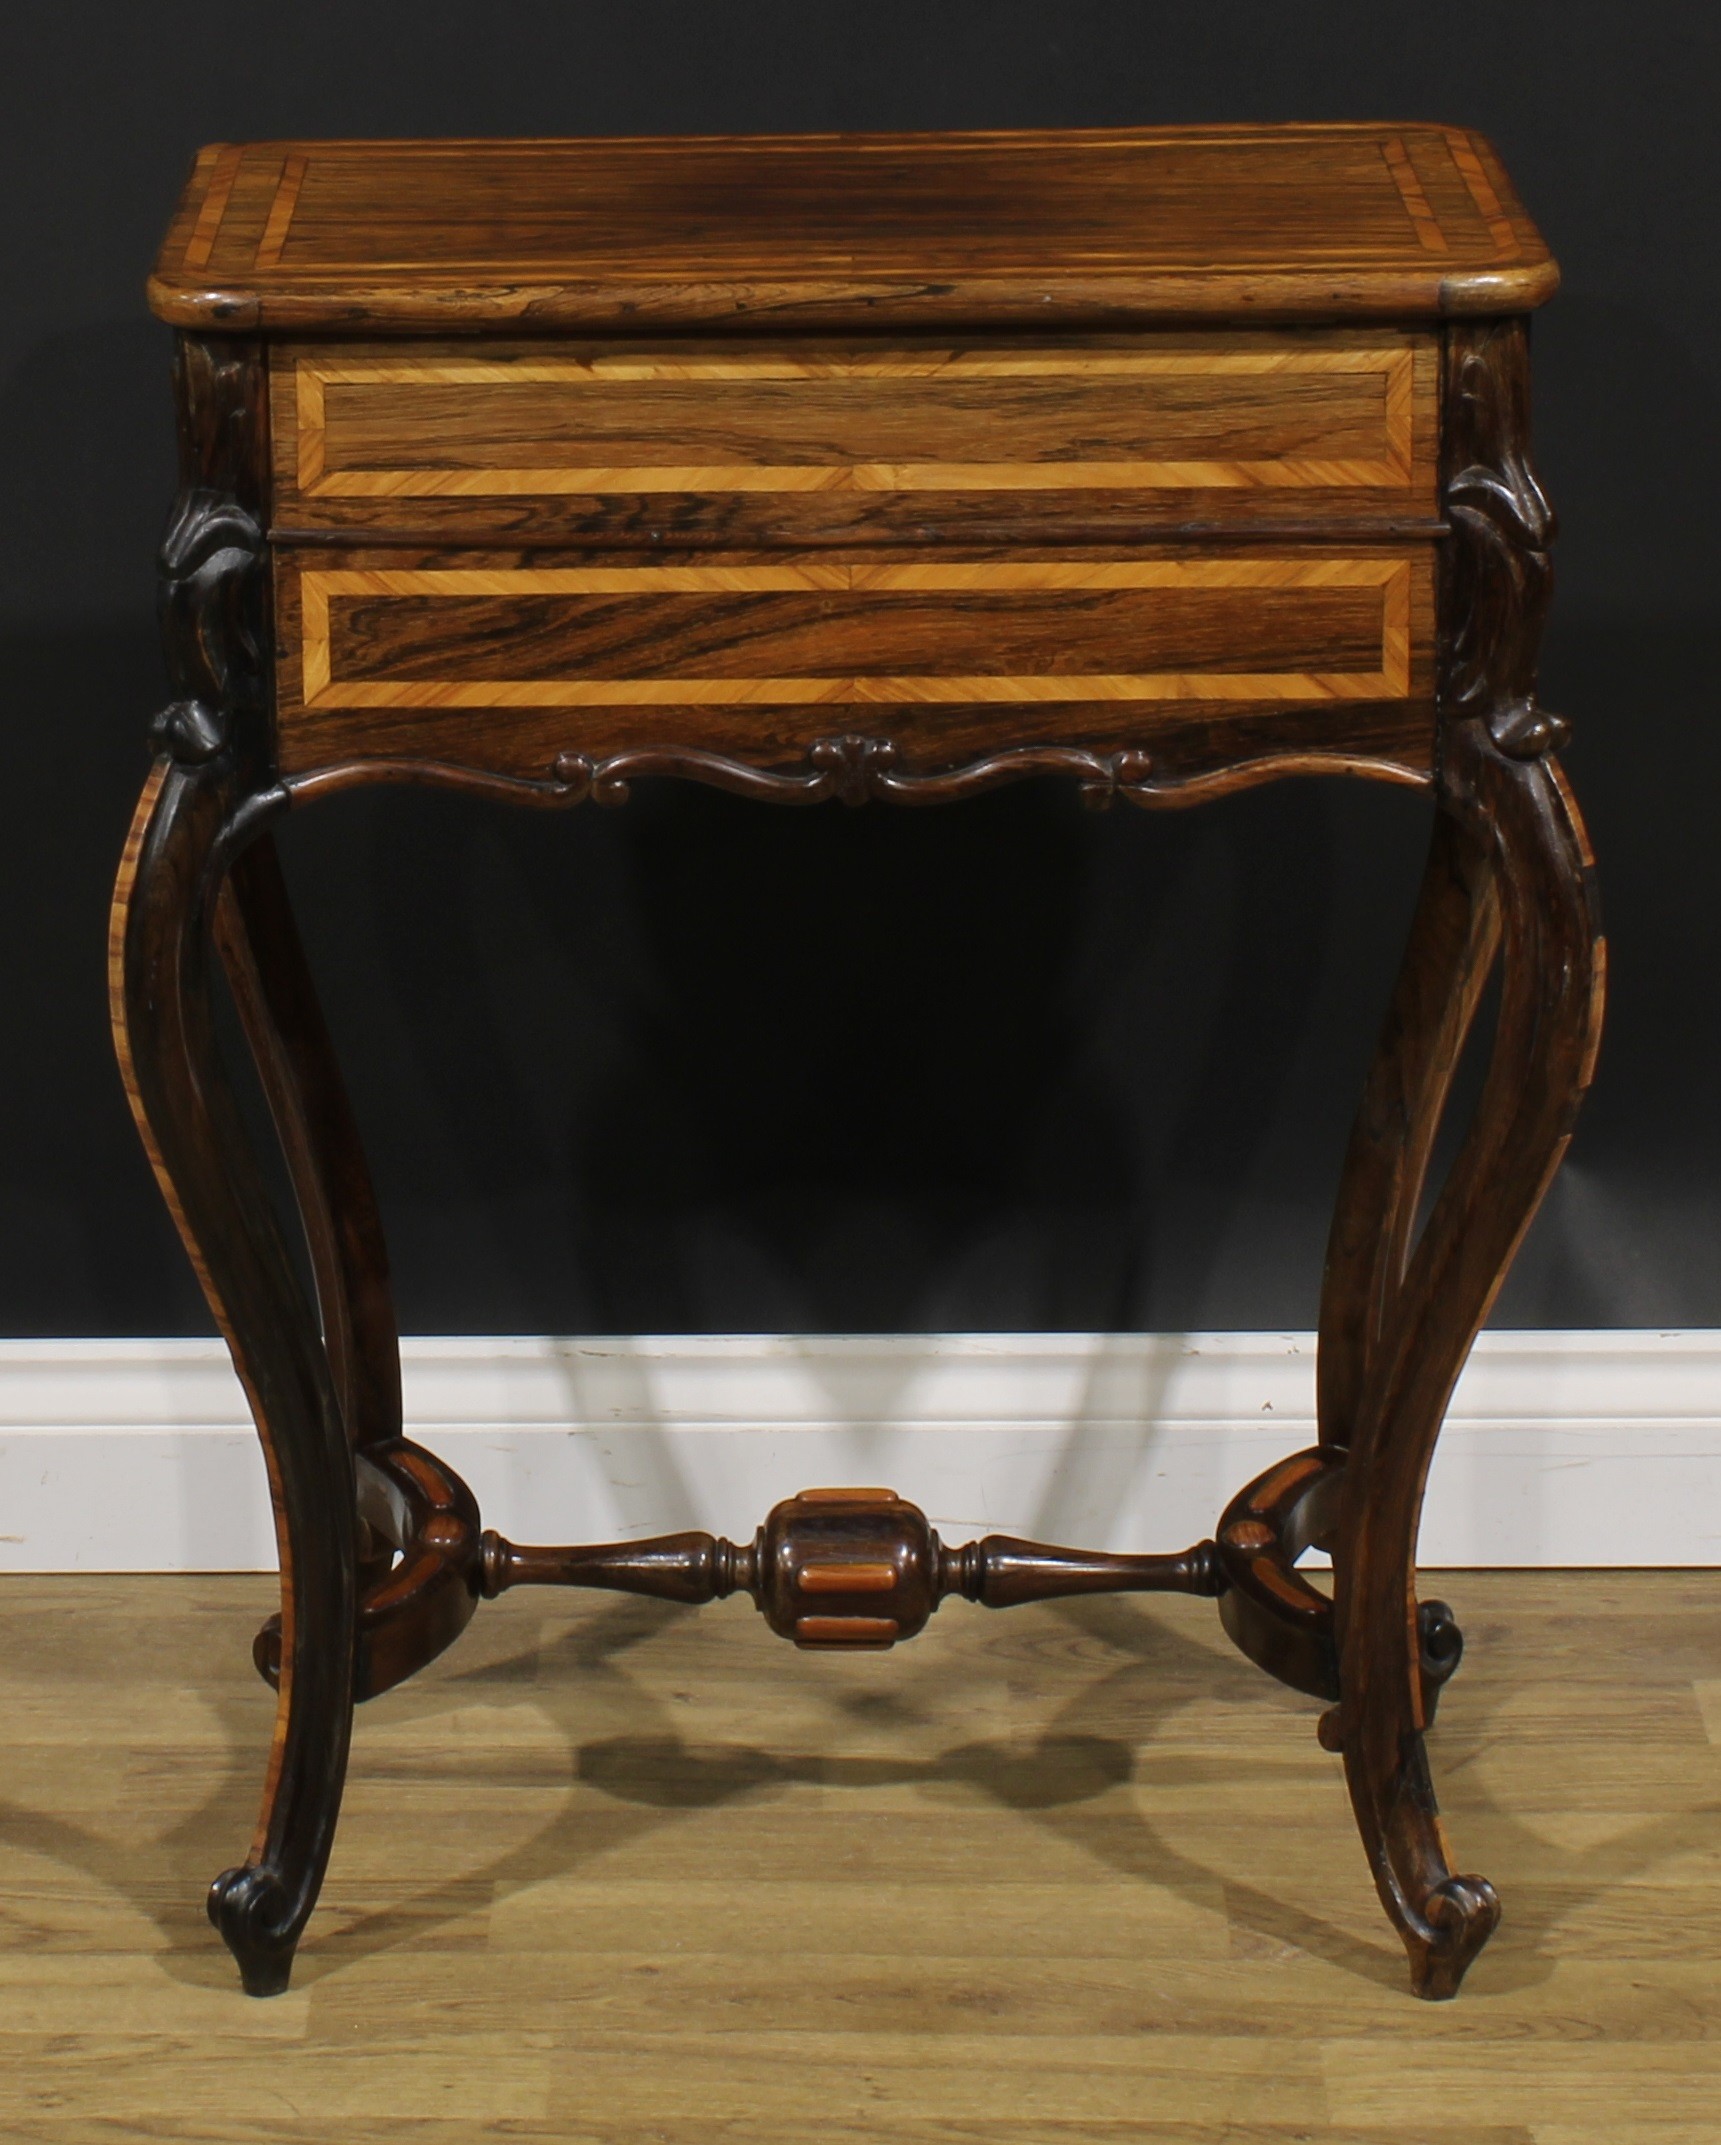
[2,2,1715,1337]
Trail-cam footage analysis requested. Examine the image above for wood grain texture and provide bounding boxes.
[271,549,1435,783]
[148,125,1557,332]
[1318,811,1501,1467]
[214,833,404,1666]
[214,836,401,1463]
[295,556,1418,700]
[267,332,1439,544]
[1,1571,1717,2137]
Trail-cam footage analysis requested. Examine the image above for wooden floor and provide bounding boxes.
[0,1571,1717,2141]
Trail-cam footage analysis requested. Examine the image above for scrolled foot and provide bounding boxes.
[1410,1874,1501,2000]
[207,1864,301,1997]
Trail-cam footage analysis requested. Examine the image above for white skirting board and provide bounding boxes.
[0,1330,1716,1573]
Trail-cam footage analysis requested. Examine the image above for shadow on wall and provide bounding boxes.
[1534,296,1721,627]
[0,623,203,1333]
[279,771,1359,1335]
[0,600,1388,1340]
[0,323,174,636]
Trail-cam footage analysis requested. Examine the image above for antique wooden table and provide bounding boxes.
[115,127,1602,2001]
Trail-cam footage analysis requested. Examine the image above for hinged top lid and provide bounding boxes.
[149,125,1555,334]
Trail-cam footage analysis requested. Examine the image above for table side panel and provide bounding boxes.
[268,333,1439,545]
[271,547,1437,785]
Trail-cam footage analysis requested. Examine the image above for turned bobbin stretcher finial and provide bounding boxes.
[478,1484,1223,1648]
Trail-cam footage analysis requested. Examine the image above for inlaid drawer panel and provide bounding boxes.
[269,334,1438,545]
[273,549,1436,783]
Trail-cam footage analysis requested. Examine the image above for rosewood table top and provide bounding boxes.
[150,124,1556,332]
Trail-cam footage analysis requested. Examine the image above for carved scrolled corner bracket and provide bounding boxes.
[152,336,271,775]
[1441,318,1567,762]
[150,693,235,766]
[480,1485,1222,1649]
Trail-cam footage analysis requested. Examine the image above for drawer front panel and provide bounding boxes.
[274,551,1435,785]
[270,335,1438,543]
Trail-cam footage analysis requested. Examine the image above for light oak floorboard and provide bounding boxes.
[0,1571,1715,2139]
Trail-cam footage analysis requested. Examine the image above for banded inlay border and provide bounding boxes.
[1444,131,1521,259]
[181,145,243,273]
[296,557,1416,711]
[1379,138,1448,256]
[292,346,1419,500]
[204,131,1513,280]
[255,153,309,271]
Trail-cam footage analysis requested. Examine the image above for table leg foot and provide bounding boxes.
[207,1866,302,1998]
[1415,1874,1502,2001]
[111,757,357,1996]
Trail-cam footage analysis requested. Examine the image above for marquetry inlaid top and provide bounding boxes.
[148,125,1556,334]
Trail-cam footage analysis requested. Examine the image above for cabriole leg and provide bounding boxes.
[216,828,401,1457]
[1318,720,1603,1996]
[216,829,404,1668]
[110,760,357,1995]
